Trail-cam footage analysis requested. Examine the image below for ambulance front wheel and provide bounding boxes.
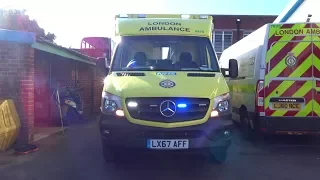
[101,140,123,163]
[206,141,231,164]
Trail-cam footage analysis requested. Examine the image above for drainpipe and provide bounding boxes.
[236,18,241,42]
[91,67,94,115]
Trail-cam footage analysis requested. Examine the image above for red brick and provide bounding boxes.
[213,15,276,43]
[20,83,34,88]
[8,60,20,64]
[21,80,34,85]
[0,42,35,144]
[0,67,9,71]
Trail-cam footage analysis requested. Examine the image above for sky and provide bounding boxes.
[2,0,292,48]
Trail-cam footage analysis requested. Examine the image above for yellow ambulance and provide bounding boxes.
[98,14,238,164]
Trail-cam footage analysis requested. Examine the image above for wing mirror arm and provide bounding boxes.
[221,59,239,79]
[97,57,110,76]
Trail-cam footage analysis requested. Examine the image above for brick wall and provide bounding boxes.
[77,63,94,116]
[93,67,105,114]
[212,15,277,58]
[34,51,98,126]
[34,51,50,127]
[213,15,277,44]
[47,55,73,126]
[213,15,276,30]
[49,56,97,118]
[0,37,100,145]
[50,56,74,87]
[0,41,35,144]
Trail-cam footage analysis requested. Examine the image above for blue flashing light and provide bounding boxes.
[177,103,187,108]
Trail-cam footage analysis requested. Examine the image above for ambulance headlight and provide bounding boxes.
[211,93,231,117]
[214,93,230,112]
[101,92,123,114]
[217,100,229,112]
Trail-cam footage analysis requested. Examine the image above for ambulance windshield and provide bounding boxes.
[111,36,219,72]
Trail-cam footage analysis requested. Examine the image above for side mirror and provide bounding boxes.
[221,68,227,76]
[229,59,238,78]
[96,57,109,75]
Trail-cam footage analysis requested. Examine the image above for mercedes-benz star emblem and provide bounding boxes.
[160,100,176,117]
[159,79,176,88]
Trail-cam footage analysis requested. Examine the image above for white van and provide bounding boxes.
[220,22,320,139]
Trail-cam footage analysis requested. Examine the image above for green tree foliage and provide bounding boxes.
[0,9,56,42]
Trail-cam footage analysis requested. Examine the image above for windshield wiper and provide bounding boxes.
[181,68,201,70]
[180,67,218,72]
[199,67,219,72]
[120,67,219,72]
[122,67,154,71]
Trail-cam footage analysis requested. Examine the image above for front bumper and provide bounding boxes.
[99,113,234,149]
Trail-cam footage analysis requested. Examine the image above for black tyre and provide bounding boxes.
[240,111,254,140]
[233,119,240,128]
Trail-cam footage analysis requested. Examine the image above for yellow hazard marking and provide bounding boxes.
[313,55,320,75]
[264,79,312,114]
[313,101,320,116]
[294,100,312,117]
[264,58,312,110]
[266,24,309,64]
[267,42,311,78]
[265,23,320,117]
[265,40,312,87]
[264,41,313,114]
[274,28,320,36]
[270,81,312,116]
[313,38,320,117]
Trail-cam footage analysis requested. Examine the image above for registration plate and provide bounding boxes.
[272,103,301,110]
[147,139,189,149]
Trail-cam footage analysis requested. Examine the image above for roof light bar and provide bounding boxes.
[119,14,128,18]
[137,14,146,18]
[181,14,190,19]
[199,15,209,19]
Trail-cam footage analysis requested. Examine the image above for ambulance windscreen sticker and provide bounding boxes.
[285,52,297,67]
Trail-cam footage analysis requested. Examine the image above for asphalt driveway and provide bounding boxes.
[1,120,320,180]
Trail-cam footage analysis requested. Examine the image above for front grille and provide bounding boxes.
[187,73,215,77]
[125,97,210,122]
[116,72,146,76]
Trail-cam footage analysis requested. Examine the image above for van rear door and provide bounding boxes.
[312,23,320,117]
[264,23,315,117]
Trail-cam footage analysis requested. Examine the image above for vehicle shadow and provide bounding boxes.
[102,150,232,180]
[246,132,320,156]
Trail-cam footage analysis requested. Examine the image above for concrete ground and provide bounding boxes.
[1,120,320,180]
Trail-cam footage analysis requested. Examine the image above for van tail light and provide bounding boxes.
[255,80,264,114]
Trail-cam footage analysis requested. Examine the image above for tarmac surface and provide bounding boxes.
[1,120,320,180]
